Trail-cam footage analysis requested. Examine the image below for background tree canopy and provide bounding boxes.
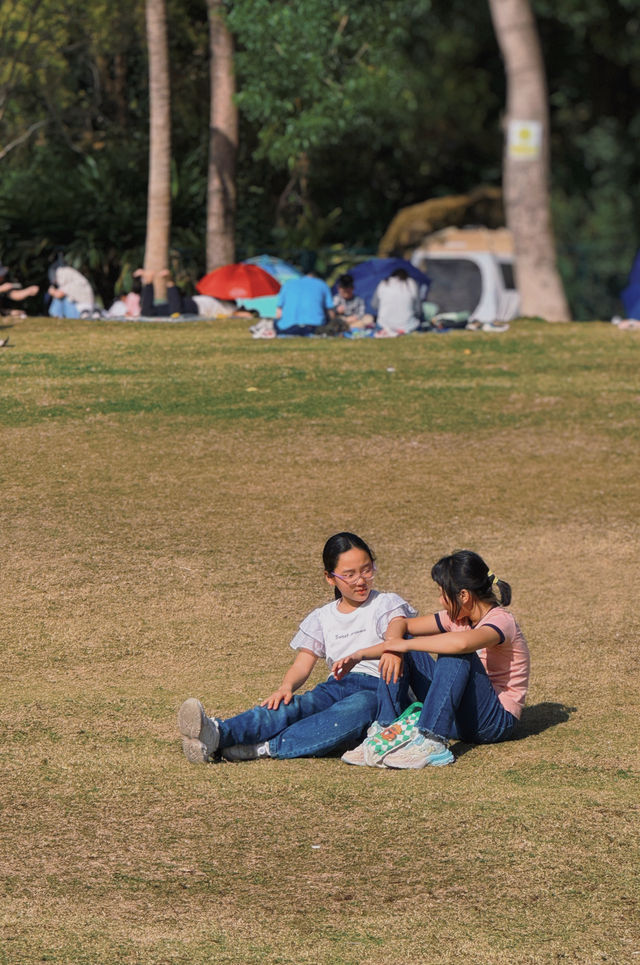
[0,0,637,318]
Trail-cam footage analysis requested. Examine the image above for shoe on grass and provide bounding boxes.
[341,721,383,766]
[222,741,271,761]
[177,698,220,763]
[362,702,423,766]
[383,733,454,769]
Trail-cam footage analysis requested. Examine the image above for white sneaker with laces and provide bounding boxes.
[341,722,383,766]
[177,698,220,763]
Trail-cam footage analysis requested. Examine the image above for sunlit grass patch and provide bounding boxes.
[0,316,638,963]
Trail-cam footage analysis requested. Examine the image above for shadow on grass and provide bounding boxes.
[516,701,576,737]
[453,702,576,760]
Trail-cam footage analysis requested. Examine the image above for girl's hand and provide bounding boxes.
[382,636,409,653]
[379,651,403,684]
[332,653,361,680]
[261,686,293,710]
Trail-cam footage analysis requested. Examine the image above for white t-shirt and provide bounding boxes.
[290,589,417,678]
[371,276,422,334]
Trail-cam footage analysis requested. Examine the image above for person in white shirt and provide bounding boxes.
[177,532,416,763]
[371,268,423,336]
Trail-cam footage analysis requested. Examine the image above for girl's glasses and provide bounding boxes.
[330,564,376,586]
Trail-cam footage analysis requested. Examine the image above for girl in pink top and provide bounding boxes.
[333,549,530,769]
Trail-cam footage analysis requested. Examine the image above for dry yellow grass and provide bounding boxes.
[0,317,638,964]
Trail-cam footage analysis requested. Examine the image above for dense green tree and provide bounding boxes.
[533,0,640,318]
[228,0,502,254]
[0,0,638,316]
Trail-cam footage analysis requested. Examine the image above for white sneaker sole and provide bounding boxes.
[177,698,220,762]
[177,698,206,739]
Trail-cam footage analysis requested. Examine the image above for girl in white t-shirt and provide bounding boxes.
[334,550,530,769]
[177,532,416,763]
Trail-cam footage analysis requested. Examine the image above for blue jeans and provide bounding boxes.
[49,296,80,318]
[218,673,379,759]
[274,321,318,337]
[376,652,515,744]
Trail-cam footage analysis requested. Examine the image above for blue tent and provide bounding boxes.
[238,255,302,317]
[337,258,431,315]
[621,251,640,318]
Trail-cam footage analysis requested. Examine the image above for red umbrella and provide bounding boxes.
[196,263,281,299]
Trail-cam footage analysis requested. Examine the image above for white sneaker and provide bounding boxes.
[177,698,220,763]
[251,322,275,339]
[481,321,510,333]
[249,318,272,334]
[222,741,271,761]
[341,722,383,766]
[383,733,454,769]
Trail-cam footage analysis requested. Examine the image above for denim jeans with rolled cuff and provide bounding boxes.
[376,651,516,744]
[217,672,379,759]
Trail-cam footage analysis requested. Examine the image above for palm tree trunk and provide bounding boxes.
[206,0,237,270]
[144,0,171,300]
[488,0,570,320]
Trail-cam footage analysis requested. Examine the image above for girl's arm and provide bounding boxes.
[333,619,501,678]
[387,623,502,655]
[261,648,318,710]
[333,613,442,677]
[385,613,441,640]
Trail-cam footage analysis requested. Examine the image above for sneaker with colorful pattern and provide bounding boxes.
[362,702,423,767]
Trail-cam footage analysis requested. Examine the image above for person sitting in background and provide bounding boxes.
[371,268,422,337]
[0,263,39,317]
[332,274,374,332]
[47,265,95,319]
[274,270,334,336]
[134,269,254,318]
[106,277,142,318]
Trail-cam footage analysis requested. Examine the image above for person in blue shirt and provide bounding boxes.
[274,271,334,336]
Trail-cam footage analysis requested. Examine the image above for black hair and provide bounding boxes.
[337,274,354,289]
[431,550,511,621]
[389,268,409,282]
[323,532,375,599]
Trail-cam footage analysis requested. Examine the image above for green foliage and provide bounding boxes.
[0,0,639,317]
[227,0,502,253]
[0,143,148,306]
[531,0,640,315]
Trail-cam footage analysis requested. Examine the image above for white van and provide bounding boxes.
[410,228,521,324]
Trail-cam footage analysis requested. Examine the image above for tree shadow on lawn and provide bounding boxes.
[453,701,576,760]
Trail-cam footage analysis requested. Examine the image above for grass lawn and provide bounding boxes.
[0,316,638,964]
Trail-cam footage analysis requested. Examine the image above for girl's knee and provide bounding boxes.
[344,691,378,714]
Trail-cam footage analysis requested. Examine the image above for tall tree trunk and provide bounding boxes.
[488,0,570,321]
[206,0,237,271]
[144,0,171,299]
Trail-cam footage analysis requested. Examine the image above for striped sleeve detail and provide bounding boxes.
[434,612,446,633]
[483,622,506,644]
